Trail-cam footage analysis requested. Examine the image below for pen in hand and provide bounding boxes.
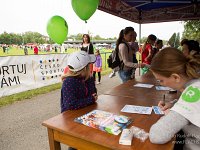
[163,94,165,104]
[159,94,174,111]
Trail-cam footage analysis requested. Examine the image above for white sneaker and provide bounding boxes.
[96,82,100,85]
[109,72,116,78]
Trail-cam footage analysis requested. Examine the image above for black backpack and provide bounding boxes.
[107,42,129,69]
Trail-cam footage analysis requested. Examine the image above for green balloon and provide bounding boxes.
[71,0,99,21]
[47,16,68,44]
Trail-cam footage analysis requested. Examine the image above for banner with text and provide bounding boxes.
[0,54,69,97]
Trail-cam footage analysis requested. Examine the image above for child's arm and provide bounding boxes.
[99,56,102,67]
[86,77,97,95]
[145,46,153,61]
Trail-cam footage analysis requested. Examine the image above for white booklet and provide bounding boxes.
[133,83,154,88]
[155,86,171,91]
[121,105,152,115]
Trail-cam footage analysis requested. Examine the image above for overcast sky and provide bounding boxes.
[0,0,184,40]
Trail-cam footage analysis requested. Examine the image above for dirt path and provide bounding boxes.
[0,74,121,150]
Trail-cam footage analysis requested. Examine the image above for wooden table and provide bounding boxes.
[105,72,180,101]
[42,93,176,150]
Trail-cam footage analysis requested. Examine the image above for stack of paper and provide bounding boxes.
[133,83,154,88]
[121,105,152,115]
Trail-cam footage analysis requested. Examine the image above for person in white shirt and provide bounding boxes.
[149,47,200,150]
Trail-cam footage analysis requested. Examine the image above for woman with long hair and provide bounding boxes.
[149,47,200,150]
[80,34,94,54]
[80,34,94,74]
[117,27,144,83]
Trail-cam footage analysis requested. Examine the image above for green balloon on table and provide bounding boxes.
[47,16,68,44]
[71,0,99,22]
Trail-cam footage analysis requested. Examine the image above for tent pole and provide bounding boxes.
[139,23,141,47]
[138,23,141,76]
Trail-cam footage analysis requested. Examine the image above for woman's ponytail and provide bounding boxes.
[185,55,200,79]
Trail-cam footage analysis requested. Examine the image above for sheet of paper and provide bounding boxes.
[155,86,171,91]
[133,83,154,88]
[121,105,152,115]
[152,106,164,115]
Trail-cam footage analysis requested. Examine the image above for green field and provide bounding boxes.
[0,46,77,56]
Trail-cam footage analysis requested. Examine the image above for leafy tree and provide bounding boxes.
[108,37,116,40]
[168,33,176,47]
[23,31,45,44]
[67,33,113,41]
[76,33,84,40]
[46,37,54,44]
[168,33,180,48]
[68,33,83,41]
[175,32,180,48]
[182,20,200,43]
[0,32,10,44]
[0,31,49,45]
[140,37,147,44]
[93,35,102,40]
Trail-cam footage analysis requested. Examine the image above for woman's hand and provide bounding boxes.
[158,101,173,111]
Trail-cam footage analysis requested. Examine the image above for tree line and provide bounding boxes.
[167,20,200,48]
[0,20,199,47]
[0,31,115,45]
[0,32,51,45]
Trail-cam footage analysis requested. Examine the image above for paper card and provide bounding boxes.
[152,106,164,115]
[155,86,171,91]
[133,83,154,88]
[121,105,152,115]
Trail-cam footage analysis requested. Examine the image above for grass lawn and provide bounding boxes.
[0,46,78,56]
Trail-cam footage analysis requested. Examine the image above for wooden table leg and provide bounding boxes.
[47,128,61,150]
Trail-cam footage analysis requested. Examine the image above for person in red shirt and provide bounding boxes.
[34,46,39,55]
[140,34,157,74]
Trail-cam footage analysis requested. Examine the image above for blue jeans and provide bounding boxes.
[118,69,132,83]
